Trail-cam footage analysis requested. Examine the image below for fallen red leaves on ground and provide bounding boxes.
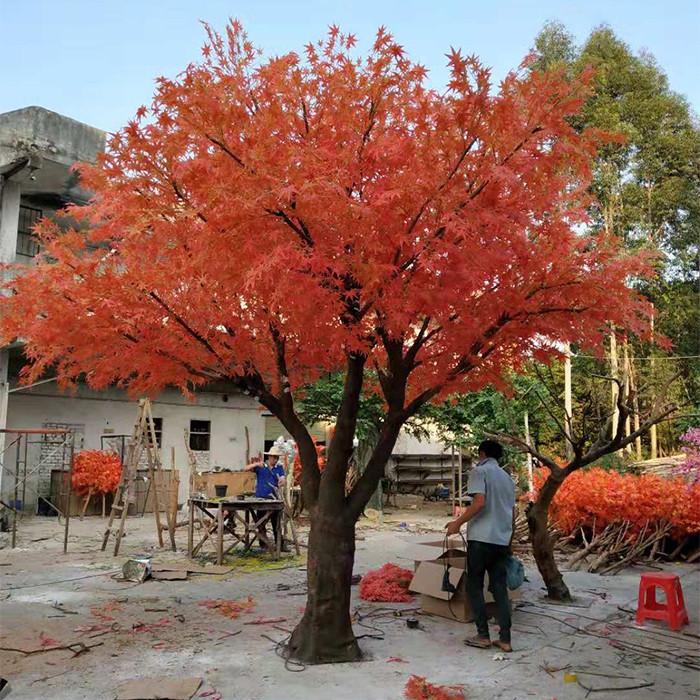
[90,600,123,622]
[198,597,256,620]
[359,563,414,602]
[39,632,60,648]
[404,675,465,699]
[133,617,171,633]
[533,467,700,538]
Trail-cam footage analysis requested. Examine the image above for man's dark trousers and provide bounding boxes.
[466,540,511,643]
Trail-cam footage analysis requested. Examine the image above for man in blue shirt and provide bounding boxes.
[446,440,516,652]
[245,445,286,551]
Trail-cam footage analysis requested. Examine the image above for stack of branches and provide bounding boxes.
[563,519,675,574]
[510,510,564,555]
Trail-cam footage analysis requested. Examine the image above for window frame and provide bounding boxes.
[16,205,43,258]
[151,417,163,448]
[189,419,211,452]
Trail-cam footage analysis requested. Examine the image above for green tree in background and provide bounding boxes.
[534,22,700,448]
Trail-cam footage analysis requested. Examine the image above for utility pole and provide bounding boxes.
[564,342,574,460]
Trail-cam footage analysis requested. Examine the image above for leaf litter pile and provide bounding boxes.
[198,597,256,620]
[359,563,414,603]
[404,675,465,699]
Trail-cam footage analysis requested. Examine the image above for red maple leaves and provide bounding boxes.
[1,22,651,419]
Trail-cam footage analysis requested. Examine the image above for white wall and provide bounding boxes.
[393,425,452,456]
[3,383,265,506]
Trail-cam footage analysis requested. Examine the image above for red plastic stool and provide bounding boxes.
[636,572,689,631]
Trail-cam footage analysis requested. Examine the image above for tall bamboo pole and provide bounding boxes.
[623,342,632,454]
[524,411,534,495]
[650,313,658,459]
[564,342,573,460]
[629,355,642,460]
[450,444,456,515]
[458,448,463,511]
[610,334,620,441]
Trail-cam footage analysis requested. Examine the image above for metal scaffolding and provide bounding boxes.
[0,427,75,552]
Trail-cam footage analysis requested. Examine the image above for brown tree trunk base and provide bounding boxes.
[287,512,363,664]
[287,612,362,664]
[527,498,572,602]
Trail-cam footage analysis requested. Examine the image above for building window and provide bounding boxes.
[16,205,42,257]
[189,420,211,451]
[152,417,163,448]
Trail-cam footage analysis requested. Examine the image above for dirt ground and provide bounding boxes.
[1,503,698,700]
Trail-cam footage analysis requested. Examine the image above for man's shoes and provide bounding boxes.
[464,636,491,649]
[492,640,513,653]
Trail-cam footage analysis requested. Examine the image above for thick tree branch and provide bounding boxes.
[204,133,252,172]
[499,372,682,479]
[148,291,224,363]
[265,322,321,505]
[322,352,366,507]
[493,432,564,476]
[265,208,314,247]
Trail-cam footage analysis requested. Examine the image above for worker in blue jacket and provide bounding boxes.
[245,445,287,551]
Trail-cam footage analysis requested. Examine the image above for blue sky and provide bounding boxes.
[2,0,698,133]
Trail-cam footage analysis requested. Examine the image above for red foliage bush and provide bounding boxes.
[532,467,700,538]
[359,563,414,602]
[72,450,122,495]
[404,675,465,700]
[292,442,326,483]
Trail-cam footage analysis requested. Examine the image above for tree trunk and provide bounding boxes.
[527,472,572,601]
[287,508,361,663]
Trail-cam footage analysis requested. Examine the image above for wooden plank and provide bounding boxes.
[187,499,194,557]
[152,570,188,580]
[216,502,224,565]
[152,562,233,575]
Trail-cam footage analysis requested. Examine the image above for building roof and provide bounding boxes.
[0,106,105,204]
[0,106,105,166]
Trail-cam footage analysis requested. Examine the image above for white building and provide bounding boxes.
[0,107,265,509]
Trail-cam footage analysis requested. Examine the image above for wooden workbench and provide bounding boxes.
[187,497,284,564]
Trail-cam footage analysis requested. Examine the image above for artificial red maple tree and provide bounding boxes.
[0,22,653,662]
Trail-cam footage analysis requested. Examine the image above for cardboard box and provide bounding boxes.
[407,539,519,623]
